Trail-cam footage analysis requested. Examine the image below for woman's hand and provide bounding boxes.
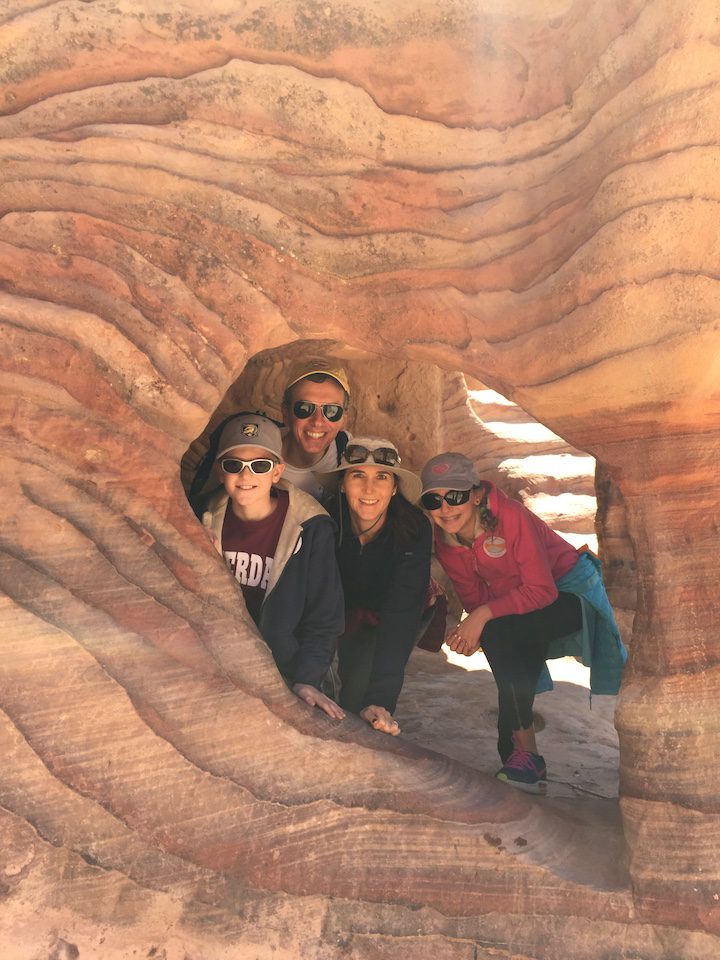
[445,605,493,657]
[292,683,346,720]
[360,705,401,736]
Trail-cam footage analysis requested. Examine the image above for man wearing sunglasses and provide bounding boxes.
[280,359,351,500]
[202,413,345,720]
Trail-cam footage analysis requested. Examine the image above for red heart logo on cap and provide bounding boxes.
[432,463,449,475]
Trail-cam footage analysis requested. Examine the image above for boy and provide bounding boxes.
[202,412,345,719]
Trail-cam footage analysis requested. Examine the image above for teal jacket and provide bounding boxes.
[538,550,627,695]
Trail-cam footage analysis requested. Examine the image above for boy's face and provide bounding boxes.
[282,378,347,464]
[217,445,284,516]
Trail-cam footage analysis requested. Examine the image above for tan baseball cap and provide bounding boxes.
[285,358,350,396]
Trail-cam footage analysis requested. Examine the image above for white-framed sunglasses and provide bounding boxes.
[220,457,276,475]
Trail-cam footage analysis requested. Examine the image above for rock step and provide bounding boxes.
[467,383,598,550]
[468,389,538,424]
[522,492,598,532]
[481,420,570,446]
[500,454,596,497]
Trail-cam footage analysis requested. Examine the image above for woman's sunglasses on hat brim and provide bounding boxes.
[421,489,471,510]
[344,444,401,467]
[291,401,345,423]
[220,457,276,475]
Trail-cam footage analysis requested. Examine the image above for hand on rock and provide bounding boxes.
[292,684,345,720]
[360,704,400,736]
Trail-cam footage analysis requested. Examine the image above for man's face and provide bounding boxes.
[283,378,347,465]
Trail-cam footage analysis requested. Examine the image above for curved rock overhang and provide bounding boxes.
[1,1,719,956]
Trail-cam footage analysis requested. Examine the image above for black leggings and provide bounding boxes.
[337,622,378,714]
[481,591,582,762]
[337,607,435,714]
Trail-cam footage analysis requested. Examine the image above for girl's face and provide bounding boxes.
[425,488,479,541]
[341,464,396,531]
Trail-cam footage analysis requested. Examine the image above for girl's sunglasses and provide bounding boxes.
[220,457,275,475]
[421,489,471,511]
[292,401,345,423]
[345,444,400,467]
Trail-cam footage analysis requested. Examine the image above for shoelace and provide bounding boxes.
[503,742,538,772]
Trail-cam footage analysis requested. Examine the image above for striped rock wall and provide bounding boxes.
[1,1,719,956]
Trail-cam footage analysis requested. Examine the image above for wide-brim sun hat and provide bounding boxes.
[421,452,480,494]
[319,436,422,503]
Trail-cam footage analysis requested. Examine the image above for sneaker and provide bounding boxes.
[496,736,547,795]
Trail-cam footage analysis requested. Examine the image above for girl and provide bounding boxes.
[420,451,625,793]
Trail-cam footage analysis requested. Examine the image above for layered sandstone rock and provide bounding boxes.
[1,0,719,956]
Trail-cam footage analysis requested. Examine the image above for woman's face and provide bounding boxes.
[425,488,478,540]
[341,464,396,531]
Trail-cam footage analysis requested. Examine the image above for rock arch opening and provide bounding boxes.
[180,340,635,804]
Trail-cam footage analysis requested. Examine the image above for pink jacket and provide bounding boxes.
[434,484,579,619]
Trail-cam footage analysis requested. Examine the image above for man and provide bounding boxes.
[280,359,351,500]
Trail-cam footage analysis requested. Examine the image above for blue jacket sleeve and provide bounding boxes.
[361,517,432,712]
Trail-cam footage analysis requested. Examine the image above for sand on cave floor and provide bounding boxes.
[395,646,621,805]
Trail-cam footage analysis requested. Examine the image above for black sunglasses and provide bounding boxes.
[291,401,345,423]
[421,489,472,511]
[220,457,275,475]
[344,444,401,467]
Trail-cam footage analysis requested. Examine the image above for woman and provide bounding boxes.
[420,451,626,794]
[322,438,432,736]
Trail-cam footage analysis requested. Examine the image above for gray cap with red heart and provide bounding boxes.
[420,452,480,494]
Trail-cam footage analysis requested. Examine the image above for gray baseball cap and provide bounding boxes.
[216,414,283,461]
[421,452,480,493]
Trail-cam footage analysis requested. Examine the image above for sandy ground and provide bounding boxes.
[396,646,620,803]
[394,639,631,892]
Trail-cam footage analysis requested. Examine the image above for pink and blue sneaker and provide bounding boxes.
[496,736,547,795]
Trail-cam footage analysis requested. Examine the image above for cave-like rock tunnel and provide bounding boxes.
[1,1,719,957]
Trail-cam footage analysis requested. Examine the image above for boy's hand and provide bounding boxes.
[359,705,400,736]
[292,683,345,720]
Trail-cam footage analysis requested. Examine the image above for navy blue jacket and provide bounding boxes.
[334,499,432,712]
[204,482,344,688]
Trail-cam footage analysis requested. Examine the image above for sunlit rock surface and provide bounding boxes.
[1,0,719,956]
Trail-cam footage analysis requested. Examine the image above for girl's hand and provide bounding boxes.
[360,705,401,736]
[292,684,346,720]
[445,605,492,656]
